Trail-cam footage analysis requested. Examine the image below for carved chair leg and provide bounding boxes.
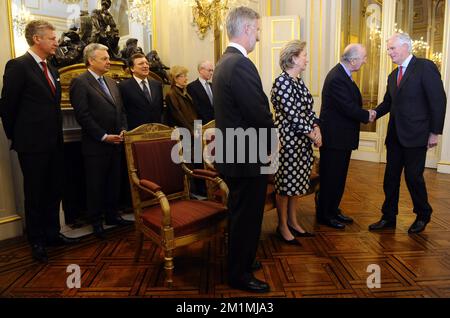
[134,231,144,261]
[164,249,174,288]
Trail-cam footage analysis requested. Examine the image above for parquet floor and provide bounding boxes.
[1,160,450,298]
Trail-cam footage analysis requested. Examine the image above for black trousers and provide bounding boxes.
[317,147,352,220]
[18,150,63,245]
[224,174,268,283]
[84,151,122,225]
[382,130,431,220]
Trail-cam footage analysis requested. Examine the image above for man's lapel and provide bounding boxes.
[86,72,116,106]
[397,56,417,92]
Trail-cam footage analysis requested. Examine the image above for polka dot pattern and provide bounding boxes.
[270,72,318,196]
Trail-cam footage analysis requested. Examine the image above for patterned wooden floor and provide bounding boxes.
[1,160,450,298]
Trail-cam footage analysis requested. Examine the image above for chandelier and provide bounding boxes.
[11,3,33,36]
[182,0,250,39]
[191,0,228,39]
[127,0,153,27]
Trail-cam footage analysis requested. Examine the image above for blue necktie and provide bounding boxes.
[142,80,152,102]
[205,81,213,105]
[98,77,113,100]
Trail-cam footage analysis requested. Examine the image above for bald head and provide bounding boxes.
[340,44,367,72]
[198,60,214,81]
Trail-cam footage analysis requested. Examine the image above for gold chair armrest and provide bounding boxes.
[132,173,172,228]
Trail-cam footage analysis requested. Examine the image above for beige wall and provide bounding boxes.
[153,0,263,83]
[276,0,341,115]
[153,0,215,83]
[0,1,23,240]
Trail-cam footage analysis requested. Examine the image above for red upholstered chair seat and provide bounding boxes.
[140,200,227,237]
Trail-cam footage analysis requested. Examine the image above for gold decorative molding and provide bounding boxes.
[266,0,272,16]
[309,0,323,97]
[7,0,15,59]
[0,215,22,225]
[152,0,157,50]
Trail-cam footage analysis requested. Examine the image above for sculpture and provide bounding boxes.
[90,0,121,59]
[146,50,171,84]
[120,38,144,63]
[51,28,86,67]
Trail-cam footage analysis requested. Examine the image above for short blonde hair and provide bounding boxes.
[169,65,189,85]
[279,40,307,71]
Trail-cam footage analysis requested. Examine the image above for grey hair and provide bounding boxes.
[226,6,260,40]
[24,20,55,47]
[197,60,212,71]
[279,40,307,71]
[341,44,365,63]
[390,33,413,53]
[83,43,108,66]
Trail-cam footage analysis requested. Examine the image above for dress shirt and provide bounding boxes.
[28,49,55,86]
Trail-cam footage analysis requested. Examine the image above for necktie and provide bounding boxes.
[141,80,152,102]
[397,66,403,87]
[40,62,56,95]
[98,77,113,100]
[205,81,213,105]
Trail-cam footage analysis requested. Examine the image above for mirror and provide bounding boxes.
[7,0,152,59]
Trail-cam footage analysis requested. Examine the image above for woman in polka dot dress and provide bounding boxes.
[271,40,322,244]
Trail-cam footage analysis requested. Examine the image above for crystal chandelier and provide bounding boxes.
[128,0,153,27]
[11,3,33,36]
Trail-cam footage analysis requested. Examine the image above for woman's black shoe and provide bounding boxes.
[276,227,302,245]
[287,224,316,237]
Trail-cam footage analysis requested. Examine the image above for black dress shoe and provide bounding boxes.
[317,218,345,229]
[336,213,354,224]
[230,276,270,293]
[92,223,106,239]
[368,219,396,231]
[251,260,262,271]
[31,244,48,263]
[276,227,302,245]
[287,224,315,237]
[408,218,430,234]
[47,234,80,247]
[105,215,134,226]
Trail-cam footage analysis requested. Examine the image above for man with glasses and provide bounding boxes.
[187,60,215,123]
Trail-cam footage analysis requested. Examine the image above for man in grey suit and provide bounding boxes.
[70,43,131,239]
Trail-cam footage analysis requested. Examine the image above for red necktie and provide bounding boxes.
[40,61,56,95]
[397,66,403,87]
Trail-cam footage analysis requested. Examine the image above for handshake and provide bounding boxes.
[368,109,377,123]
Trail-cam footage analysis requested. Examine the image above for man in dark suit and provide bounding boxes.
[187,60,214,123]
[119,53,163,130]
[369,33,446,234]
[70,43,131,239]
[317,44,376,229]
[0,20,78,262]
[213,7,274,293]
